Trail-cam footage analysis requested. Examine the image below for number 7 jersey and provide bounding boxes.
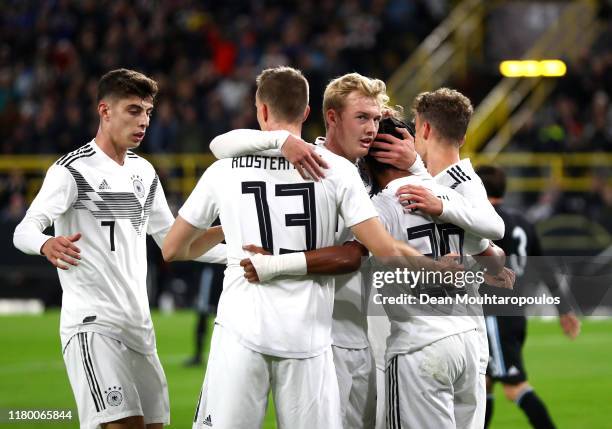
[179,146,378,358]
[14,140,175,354]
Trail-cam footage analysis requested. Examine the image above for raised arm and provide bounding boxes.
[209,129,328,180]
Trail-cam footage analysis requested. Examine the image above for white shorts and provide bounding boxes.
[63,332,169,429]
[194,324,341,429]
[375,366,385,429]
[332,345,376,429]
[386,330,481,429]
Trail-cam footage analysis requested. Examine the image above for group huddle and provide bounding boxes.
[14,66,518,429]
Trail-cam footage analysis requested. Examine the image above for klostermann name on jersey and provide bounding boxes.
[231,155,293,170]
[179,145,378,359]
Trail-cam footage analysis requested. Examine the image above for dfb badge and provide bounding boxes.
[131,175,145,198]
[105,386,123,407]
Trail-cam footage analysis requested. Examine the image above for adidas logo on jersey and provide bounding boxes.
[203,414,213,426]
[507,366,520,376]
[99,179,111,190]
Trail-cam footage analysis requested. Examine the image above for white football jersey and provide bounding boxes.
[370,175,477,363]
[179,145,378,358]
[434,158,495,374]
[13,140,174,354]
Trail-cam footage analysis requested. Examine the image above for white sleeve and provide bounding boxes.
[209,129,291,159]
[147,176,175,238]
[437,186,504,240]
[13,164,77,255]
[178,164,220,229]
[408,154,432,178]
[336,165,379,228]
[464,234,489,255]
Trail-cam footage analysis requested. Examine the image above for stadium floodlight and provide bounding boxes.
[499,60,567,77]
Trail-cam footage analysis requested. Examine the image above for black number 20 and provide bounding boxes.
[242,181,317,254]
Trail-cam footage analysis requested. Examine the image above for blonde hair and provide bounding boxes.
[323,73,389,129]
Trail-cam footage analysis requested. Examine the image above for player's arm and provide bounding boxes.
[209,129,328,180]
[241,240,367,283]
[13,164,81,270]
[529,226,580,339]
[396,184,505,240]
[147,176,227,264]
[162,217,222,261]
[162,164,221,262]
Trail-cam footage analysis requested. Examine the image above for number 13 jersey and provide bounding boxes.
[179,146,378,358]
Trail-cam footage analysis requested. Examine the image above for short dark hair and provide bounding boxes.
[475,165,507,198]
[256,66,309,123]
[97,68,158,103]
[412,88,473,142]
[363,116,412,195]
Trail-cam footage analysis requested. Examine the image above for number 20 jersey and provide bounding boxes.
[15,140,175,354]
[179,146,378,358]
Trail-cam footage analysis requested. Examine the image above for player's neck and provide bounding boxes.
[95,128,128,165]
[262,122,302,137]
[425,140,461,176]
[375,169,411,190]
[323,132,355,162]
[489,197,503,206]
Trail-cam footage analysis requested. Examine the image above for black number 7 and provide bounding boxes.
[101,221,115,251]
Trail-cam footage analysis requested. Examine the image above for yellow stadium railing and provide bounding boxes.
[1,152,611,203]
[464,0,601,154]
[387,0,485,109]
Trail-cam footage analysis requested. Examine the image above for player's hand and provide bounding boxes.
[281,135,328,181]
[559,312,581,339]
[370,127,417,170]
[434,252,464,274]
[41,233,82,270]
[484,267,515,290]
[240,245,272,283]
[396,185,443,216]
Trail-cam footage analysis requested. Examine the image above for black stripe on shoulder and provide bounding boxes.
[57,144,95,166]
[452,165,471,181]
[446,168,462,184]
[64,151,95,167]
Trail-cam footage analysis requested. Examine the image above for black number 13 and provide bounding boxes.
[242,181,317,254]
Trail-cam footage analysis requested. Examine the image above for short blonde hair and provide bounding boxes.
[323,73,389,129]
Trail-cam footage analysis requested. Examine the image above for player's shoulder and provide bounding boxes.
[124,150,157,172]
[54,141,96,168]
[436,158,476,188]
[315,146,358,174]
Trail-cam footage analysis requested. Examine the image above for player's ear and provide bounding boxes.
[302,105,310,123]
[422,121,431,140]
[326,109,337,129]
[98,101,110,122]
[262,103,269,124]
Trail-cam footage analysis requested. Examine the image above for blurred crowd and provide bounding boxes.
[0,0,446,155]
[1,0,611,237]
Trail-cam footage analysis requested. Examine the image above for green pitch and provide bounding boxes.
[0,312,610,428]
